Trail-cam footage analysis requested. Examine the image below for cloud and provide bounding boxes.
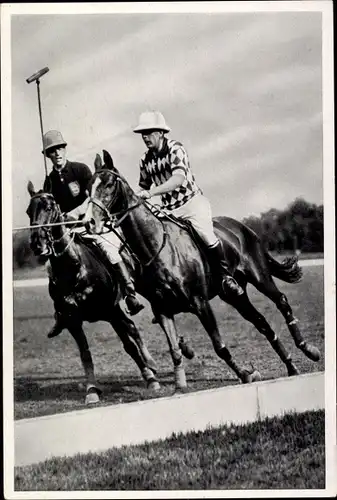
[10,11,324,226]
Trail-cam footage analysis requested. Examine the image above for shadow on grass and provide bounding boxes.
[15,315,54,321]
[14,372,238,405]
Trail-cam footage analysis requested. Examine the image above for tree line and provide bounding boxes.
[241,197,323,253]
[13,197,323,269]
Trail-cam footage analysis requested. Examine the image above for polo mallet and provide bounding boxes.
[26,67,50,178]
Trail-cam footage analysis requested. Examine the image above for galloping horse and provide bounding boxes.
[86,151,320,392]
[26,181,159,404]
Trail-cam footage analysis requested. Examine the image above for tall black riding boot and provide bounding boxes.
[112,261,145,315]
[207,240,244,298]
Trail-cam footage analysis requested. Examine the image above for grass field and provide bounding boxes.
[12,252,324,281]
[14,409,325,491]
[13,264,324,420]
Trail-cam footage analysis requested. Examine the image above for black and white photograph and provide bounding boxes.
[2,1,335,497]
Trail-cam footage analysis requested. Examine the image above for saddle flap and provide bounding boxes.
[160,212,210,263]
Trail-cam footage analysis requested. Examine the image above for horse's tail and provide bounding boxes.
[265,251,303,283]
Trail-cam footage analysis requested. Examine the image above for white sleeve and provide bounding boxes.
[67,198,89,219]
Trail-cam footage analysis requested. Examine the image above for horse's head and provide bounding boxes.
[85,150,130,234]
[26,181,60,256]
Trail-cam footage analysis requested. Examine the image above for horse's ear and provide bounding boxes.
[94,153,103,171]
[102,150,118,173]
[27,181,36,197]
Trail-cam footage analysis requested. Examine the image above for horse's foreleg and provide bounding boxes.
[109,305,160,391]
[67,322,101,404]
[254,278,320,362]
[156,313,187,391]
[196,300,259,383]
[232,292,300,377]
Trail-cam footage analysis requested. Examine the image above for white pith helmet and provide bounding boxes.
[133,111,171,134]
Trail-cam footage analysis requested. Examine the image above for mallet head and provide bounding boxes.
[26,67,49,84]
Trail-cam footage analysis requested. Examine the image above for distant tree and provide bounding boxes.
[13,230,40,269]
[242,197,323,253]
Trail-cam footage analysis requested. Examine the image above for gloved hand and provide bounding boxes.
[137,190,151,200]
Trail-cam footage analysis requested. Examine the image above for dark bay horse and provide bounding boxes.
[85,150,320,392]
[26,181,159,404]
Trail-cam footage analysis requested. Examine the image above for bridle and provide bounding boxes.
[88,169,143,225]
[88,169,168,267]
[29,193,75,258]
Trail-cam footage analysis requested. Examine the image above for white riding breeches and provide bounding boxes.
[70,227,122,264]
[94,231,122,264]
[170,193,218,247]
[67,201,122,263]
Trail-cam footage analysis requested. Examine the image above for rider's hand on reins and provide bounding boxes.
[137,190,152,200]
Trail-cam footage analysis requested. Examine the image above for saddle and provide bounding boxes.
[158,212,210,265]
[156,211,241,279]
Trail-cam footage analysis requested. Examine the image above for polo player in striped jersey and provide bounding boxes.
[135,111,244,299]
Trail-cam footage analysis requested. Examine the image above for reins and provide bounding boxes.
[89,169,169,267]
[13,220,83,232]
[51,231,76,258]
[27,194,78,258]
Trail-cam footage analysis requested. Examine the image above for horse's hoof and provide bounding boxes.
[287,364,300,376]
[180,344,195,360]
[241,369,261,383]
[47,328,62,339]
[85,391,100,405]
[302,344,320,362]
[179,338,195,360]
[174,387,188,395]
[147,379,160,392]
[250,370,262,382]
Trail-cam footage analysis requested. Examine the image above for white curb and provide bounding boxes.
[14,371,324,467]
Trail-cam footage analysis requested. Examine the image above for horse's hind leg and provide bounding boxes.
[231,292,300,377]
[253,275,320,362]
[67,321,102,404]
[109,304,160,391]
[195,299,260,383]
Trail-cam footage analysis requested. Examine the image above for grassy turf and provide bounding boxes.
[14,409,325,491]
[13,266,325,419]
[12,252,324,281]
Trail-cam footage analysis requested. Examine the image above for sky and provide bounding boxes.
[7,4,328,227]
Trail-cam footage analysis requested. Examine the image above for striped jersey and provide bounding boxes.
[138,138,202,211]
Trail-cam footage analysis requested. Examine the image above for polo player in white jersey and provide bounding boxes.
[135,111,244,299]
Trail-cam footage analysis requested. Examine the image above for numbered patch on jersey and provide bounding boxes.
[68,181,80,197]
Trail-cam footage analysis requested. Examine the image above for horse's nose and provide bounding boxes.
[85,218,96,234]
[30,233,42,254]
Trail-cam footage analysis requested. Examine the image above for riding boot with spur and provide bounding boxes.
[112,261,145,315]
[207,240,244,298]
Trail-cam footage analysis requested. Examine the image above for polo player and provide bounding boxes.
[134,111,244,298]
[42,130,144,337]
